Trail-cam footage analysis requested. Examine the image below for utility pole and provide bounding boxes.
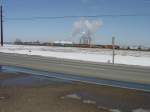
[0,5,3,46]
[112,37,115,64]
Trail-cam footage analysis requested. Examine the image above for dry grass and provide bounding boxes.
[0,73,150,112]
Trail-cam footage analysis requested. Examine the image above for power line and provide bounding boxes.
[4,14,150,21]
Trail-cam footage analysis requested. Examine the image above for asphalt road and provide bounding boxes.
[0,52,150,85]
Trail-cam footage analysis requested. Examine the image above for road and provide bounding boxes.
[0,52,150,85]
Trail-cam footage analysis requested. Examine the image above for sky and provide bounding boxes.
[1,0,150,46]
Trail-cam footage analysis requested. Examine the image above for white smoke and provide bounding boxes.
[72,18,103,37]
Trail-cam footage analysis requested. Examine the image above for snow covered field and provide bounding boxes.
[0,44,150,67]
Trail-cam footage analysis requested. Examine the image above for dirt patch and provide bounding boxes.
[0,85,104,112]
[0,72,30,80]
[0,83,150,112]
[0,93,10,100]
[0,73,150,112]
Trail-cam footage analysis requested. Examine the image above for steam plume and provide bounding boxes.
[72,18,102,37]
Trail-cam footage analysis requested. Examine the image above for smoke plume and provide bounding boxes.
[72,18,102,37]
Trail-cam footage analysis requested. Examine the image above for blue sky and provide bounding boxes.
[2,0,150,46]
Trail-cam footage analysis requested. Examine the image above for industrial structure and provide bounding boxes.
[80,35,92,45]
[79,32,92,45]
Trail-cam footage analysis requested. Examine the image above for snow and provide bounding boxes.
[109,109,121,112]
[64,94,81,100]
[54,40,73,44]
[0,44,150,67]
[83,100,96,104]
[132,108,150,112]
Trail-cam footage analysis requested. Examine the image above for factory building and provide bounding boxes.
[79,32,92,45]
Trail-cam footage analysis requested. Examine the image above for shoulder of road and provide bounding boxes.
[0,52,150,85]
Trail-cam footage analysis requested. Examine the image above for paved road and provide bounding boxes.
[0,52,150,85]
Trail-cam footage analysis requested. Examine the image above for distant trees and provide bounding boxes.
[14,39,41,45]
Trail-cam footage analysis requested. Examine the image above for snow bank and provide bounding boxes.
[0,44,150,67]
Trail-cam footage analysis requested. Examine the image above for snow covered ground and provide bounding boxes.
[0,44,150,67]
